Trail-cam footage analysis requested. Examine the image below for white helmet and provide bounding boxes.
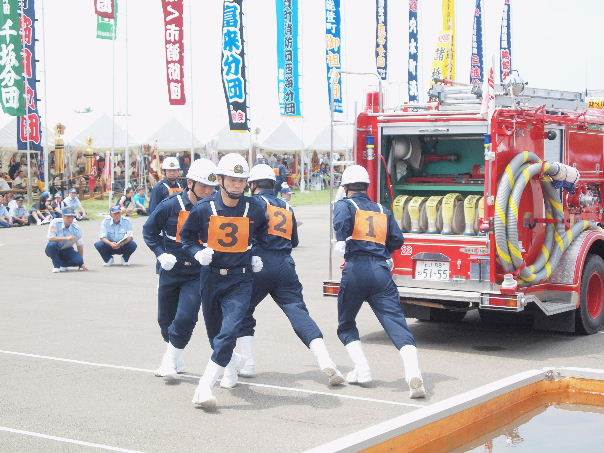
[216,153,249,178]
[248,163,276,182]
[161,156,180,170]
[256,154,264,160]
[186,158,218,186]
[341,165,370,186]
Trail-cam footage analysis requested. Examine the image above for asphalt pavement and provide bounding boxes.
[1,204,603,452]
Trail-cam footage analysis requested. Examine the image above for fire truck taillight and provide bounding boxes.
[323,281,340,297]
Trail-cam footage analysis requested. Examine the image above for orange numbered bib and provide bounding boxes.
[351,209,387,245]
[175,210,190,243]
[169,187,183,195]
[267,204,293,240]
[207,215,250,253]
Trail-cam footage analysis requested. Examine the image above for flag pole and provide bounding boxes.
[40,0,50,193]
[124,0,129,191]
[188,0,194,162]
[110,7,115,211]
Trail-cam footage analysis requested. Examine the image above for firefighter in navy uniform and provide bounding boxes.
[333,165,426,399]
[181,153,268,409]
[143,158,219,380]
[149,157,183,214]
[229,164,344,388]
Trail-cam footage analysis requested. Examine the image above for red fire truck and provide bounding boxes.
[324,82,604,334]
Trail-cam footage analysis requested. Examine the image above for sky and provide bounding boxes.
[2,0,603,149]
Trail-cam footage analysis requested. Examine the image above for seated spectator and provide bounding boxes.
[51,193,64,218]
[118,187,136,216]
[63,188,88,220]
[94,205,137,266]
[12,170,26,189]
[0,195,12,228]
[9,195,29,226]
[0,172,11,191]
[5,191,17,211]
[45,207,87,273]
[30,191,53,225]
[132,187,148,216]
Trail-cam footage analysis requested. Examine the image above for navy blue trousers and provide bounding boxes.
[200,268,252,367]
[157,269,201,349]
[337,256,416,349]
[239,251,322,347]
[94,240,137,263]
[45,242,84,268]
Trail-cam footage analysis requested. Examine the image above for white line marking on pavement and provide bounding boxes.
[0,426,144,453]
[0,349,424,408]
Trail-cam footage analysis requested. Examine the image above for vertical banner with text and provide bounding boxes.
[442,0,455,81]
[469,0,483,85]
[407,0,419,102]
[221,0,249,131]
[94,0,114,19]
[96,0,117,40]
[325,0,342,113]
[0,0,25,116]
[161,0,186,105]
[375,0,387,80]
[276,0,301,117]
[18,0,43,152]
[499,0,512,82]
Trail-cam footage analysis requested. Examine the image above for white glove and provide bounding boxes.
[194,248,214,266]
[251,256,263,273]
[334,241,346,256]
[386,258,394,272]
[157,253,177,271]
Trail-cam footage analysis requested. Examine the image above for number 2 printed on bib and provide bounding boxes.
[267,204,293,240]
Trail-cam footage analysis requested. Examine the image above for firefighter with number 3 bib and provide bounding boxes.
[229,164,345,388]
[181,153,268,410]
[333,165,426,399]
[143,158,219,380]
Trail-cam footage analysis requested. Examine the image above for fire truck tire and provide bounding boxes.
[427,308,467,322]
[576,254,604,335]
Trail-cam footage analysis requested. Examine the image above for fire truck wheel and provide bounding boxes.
[576,254,604,335]
[428,308,467,322]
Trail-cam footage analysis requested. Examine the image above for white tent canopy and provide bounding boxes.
[0,117,55,150]
[308,125,350,153]
[259,122,304,153]
[211,125,250,152]
[146,118,202,151]
[69,114,138,149]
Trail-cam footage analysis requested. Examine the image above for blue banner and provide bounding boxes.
[470,0,483,85]
[325,0,342,113]
[17,0,43,154]
[499,0,512,82]
[221,0,249,131]
[407,0,419,102]
[276,0,301,117]
[375,0,387,80]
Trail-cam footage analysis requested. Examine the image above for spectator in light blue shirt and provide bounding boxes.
[132,187,148,216]
[62,188,88,220]
[94,205,137,266]
[0,196,12,228]
[45,207,86,273]
[9,195,29,226]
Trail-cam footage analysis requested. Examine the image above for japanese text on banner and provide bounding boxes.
[375,0,387,81]
[276,0,301,117]
[408,0,419,102]
[17,0,42,151]
[94,0,114,19]
[96,0,117,40]
[161,0,186,105]
[470,0,483,85]
[221,0,249,131]
[325,0,342,113]
[0,0,25,116]
[499,0,512,82]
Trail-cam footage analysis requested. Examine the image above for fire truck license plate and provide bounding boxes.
[415,261,450,281]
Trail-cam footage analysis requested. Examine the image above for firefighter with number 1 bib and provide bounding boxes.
[181,153,268,409]
[143,158,219,380]
[228,164,345,389]
[333,165,426,399]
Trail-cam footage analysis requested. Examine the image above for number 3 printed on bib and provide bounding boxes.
[351,209,387,245]
[207,215,250,253]
[267,204,293,240]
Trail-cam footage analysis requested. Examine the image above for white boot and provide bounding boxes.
[220,352,246,389]
[237,336,256,377]
[175,354,186,374]
[154,343,182,380]
[400,345,426,399]
[309,338,345,386]
[345,341,372,385]
[192,360,223,409]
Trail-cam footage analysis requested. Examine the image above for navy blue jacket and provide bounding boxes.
[181,191,267,269]
[333,193,404,261]
[149,178,182,214]
[252,190,299,253]
[143,191,199,274]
